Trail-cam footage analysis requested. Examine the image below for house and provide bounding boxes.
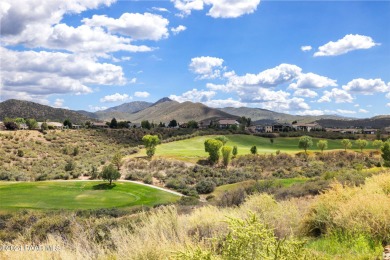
[272,123,293,132]
[72,124,82,129]
[362,128,377,135]
[19,123,29,130]
[325,128,360,134]
[92,122,108,128]
[217,119,239,129]
[292,123,321,132]
[47,122,64,129]
[251,125,273,133]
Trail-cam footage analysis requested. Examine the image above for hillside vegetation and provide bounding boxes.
[1,172,388,259]
[0,99,94,124]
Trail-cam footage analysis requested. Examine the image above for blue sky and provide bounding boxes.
[1,0,389,117]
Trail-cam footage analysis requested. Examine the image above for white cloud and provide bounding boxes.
[336,109,356,114]
[171,25,187,35]
[289,72,337,89]
[241,88,290,103]
[100,93,131,103]
[203,98,246,108]
[296,110,324,116]
[358,109,369,113]
[172,0,204,16]
[169,89,216,102]
[171,0,260,18]
[204,0,260,18]
[314,34,379,57]
[129,78,137,84]
[318,88,354,103]
[301,45,312,52]
[342,78,388,95]
[152,7,170,12]
[260,97,310,112]
[386,103,390,107]
[88,105,108,112]
[293,89,318,98]
[83,13,169,41]
[0,0,114,36]
[53,98,64,108]
[189,56,225,79]
[134,91,150,98]
[386,92,390,99]
[227,63,302,89]
[0,47,125,101]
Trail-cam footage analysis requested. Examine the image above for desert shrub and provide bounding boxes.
[195,179,216,194]
[301,173,390,243]
[17,150,24,157]
[64,160,76,171]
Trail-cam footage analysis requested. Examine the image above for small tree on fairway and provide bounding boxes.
[298,136,313,154]
[373,140,383,151]
[341,139,352,152]
[232,146,238,158]
[250,145,257,155]
[142,135,160,158]
[316,140,328,153]
[270,138,274,145]
[222,146,232,167]
[355,139,368,153]
[381,141,390,167]
[101,164,120,185]
[215,136,228,145]
[204,139,223,164]
[111,152,123,170]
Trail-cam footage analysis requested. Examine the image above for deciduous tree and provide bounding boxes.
[373,140,383,151]
[250,145,257,155]
[111,152,123,170]
[316,140,328,153]
[355,139,368,153]
[204,139,223,164]
[298,136,313,154]
[341,139,352,152]
[26,118,38,130]
[232,146,238,158]
[142,135,160,158]
[222,146,232,167]
[100,164,121,185]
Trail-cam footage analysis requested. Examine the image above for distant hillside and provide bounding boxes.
[219,107,346,124]
[0,99,95,124]
[316,117,390,129]
[125,98,236,123]
[94,101,152,121]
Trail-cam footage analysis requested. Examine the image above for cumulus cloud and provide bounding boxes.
[100,93,131,103]
[301,45,312,52]
[293,89,318,98]
[171,25,187,35]
[342,78,389,95]
[289,72,337,89]
[83,13,169,41]
[134,91,150,98]
[227,63,302,89]
[260,97,311,112]
[0,47,126,102]
[335,109,356,114]
[172,0,260,18]
[88,105,108,112]
[296,110,324,116]
[0,0,114,36]
[387,103,390,107]
[203,98,246,108]
[189,56,225,79]
[358,109,369,113]
[314,34,379,57]
[53,98,64,108]
[169,88,216,102]
[318,88,354,103]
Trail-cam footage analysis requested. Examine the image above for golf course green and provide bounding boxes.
[134,135,375,161]
[0,181,180,211]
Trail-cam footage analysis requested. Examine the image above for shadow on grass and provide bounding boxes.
[92,183,116,190]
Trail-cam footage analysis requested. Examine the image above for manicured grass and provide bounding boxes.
[0,181,180,211]
[133,135,376,162]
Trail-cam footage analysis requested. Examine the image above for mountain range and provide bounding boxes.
[0,98,389,128]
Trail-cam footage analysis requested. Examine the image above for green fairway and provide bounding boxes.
[0,181,180,211]
[134,135,375,161]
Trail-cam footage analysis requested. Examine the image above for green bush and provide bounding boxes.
[195,179,216,194]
